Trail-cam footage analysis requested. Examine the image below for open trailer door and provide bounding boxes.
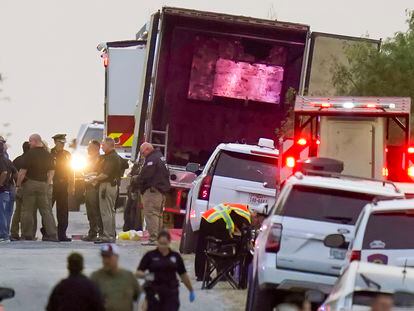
[132,11,161,160]
[304,32,380,96]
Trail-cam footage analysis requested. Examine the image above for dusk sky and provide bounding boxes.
[1,0,413,157]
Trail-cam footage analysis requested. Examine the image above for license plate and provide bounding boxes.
[249,193,268,206]
[330,248,346,260]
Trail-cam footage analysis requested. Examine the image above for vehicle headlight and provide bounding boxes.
[71,154,87,172]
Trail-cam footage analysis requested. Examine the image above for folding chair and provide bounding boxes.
[202,228,252,290]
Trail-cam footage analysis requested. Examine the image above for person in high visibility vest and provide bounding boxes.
[194,203,252,281]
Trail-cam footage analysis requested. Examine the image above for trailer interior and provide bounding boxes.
[150,8,309,166]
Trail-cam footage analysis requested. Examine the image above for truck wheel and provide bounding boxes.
[246,273,276,311]
[179,217,199,254]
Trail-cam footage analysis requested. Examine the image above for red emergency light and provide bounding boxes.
[366,103,377,108]
[382,167,389,177]
[408,167,414,177]
[408,147,414,154]
[297,138,307,146]
[316,139,321,145]
[286,157,296,168]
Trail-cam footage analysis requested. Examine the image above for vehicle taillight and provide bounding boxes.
[265,223,282,253]
[198,175,212,200]
[102,53,109,67]
[366,103,377,108]
[321,103,332,108]
[297,138,307,146]
[286,157,295,168]
[349,250,361,262]
[408,167,414,177]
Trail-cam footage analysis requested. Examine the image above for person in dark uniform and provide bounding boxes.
[46,252,104,311]
[10,141,34,240]
[123,158,144,232]
[89,137,121,244]
[136,230,195,311]
[50,134,72,241]
[82,140,103,241]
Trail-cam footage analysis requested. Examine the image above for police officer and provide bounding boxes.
[90,137,121,244]
[194,203,252,281]
[136,230,195,310]
[82,140,103,241]
[135,143,170,246]
[50,134,72,241]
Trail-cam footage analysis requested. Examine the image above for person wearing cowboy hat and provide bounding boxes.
[50,134,72,241]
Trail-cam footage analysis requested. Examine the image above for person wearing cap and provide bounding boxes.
[47,252,104,311]
[91,244,141,311]
[17,133,58,241]
[82,139,103,242]
[89,137,121,244]
[50,134,72,241]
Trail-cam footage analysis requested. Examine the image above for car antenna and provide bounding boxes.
[402,259,408,284]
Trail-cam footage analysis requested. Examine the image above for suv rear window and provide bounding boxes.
[80,128,104,146]
[214,150,277,187]
[280,185,375,225]
[362,212,414,249]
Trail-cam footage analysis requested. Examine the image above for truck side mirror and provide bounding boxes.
[251,203,269,216]
[186,162,201,175]
[324,234,346,249]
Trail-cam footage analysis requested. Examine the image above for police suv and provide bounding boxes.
[180,138,278,253]
[247,164,404,311]
[344,198,414,267]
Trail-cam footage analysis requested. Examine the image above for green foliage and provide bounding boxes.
[275,87,296,140]
[332,10,414,103]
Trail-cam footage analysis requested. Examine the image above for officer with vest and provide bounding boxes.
[50,134,72,242]
[194,203,252,281]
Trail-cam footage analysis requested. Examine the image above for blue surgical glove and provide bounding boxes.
[189,291,195,302]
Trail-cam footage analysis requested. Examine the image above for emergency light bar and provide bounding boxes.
[295,96,411,116]
[311,102,396,110]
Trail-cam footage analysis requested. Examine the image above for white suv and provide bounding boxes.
[180,139,278,253]
[345,198,414,267]
[246,172,404,311]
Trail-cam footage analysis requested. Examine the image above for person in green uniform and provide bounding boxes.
[91,244,141,311]
[50,134,72,241]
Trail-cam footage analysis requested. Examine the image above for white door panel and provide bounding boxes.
[277,217,354,276]
[209,176,276,208]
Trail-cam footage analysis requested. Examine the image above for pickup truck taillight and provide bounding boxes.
[349,250,361,262]
[198,175,212,201]
[265,223,282,253]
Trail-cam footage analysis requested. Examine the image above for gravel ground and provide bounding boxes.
[0,207,246,310]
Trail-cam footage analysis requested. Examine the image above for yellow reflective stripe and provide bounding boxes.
[108,133,122,139]
[205,205,235,232]
[215,205,234,232]
[122,134,134,147]
[232,209,252,223]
